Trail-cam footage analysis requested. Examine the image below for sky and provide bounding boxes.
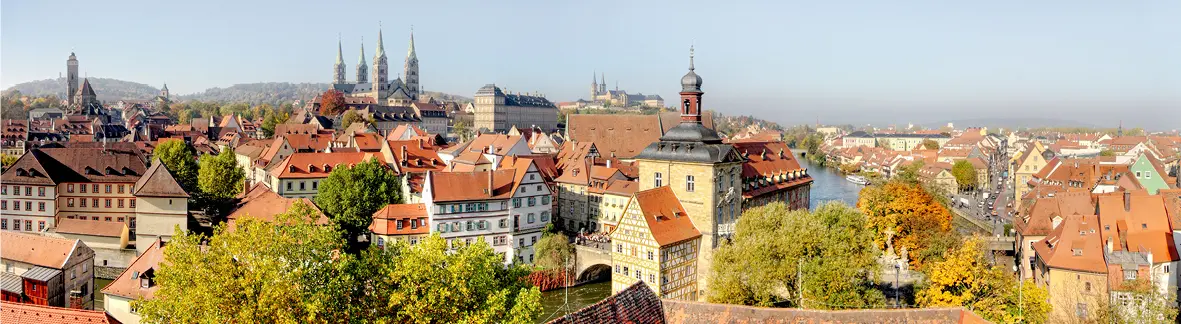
[2,0,1178,130]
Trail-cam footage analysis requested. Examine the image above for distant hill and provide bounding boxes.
[926,117,1097,131]
[5,78,472,107]
[4,77,160,102]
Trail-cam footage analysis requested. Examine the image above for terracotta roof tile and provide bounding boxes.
[53,219,127,238]
[0,232,80,269]
[1032,214,1107,273]
[369,203,430,235]
[630,186,701,246]
[227,185,329,229]
[0,300,121,324]
[567,112,714,159]
[548,281,665,324]
[269,152,386,179]
[427,169,518,202]
[389,139,445,174]
[101,239,165,301]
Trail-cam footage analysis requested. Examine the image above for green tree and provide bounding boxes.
[315,158,402,245]
[152,139,199,193]
[260,110,279,138]
[198,147,245,200]
[318,89,346,116]
[1091,278,1178,324]
[709,202,886,308]
[893,160,925,185]
[177,109,196,124]
[1,154,18,171]
[453,121,473,142]
[921,139,940,150]
[950,160,978,192]
[1099,149,1116,157]
[340,110,363,129]
[533,231,573,270]
[917,237,1051,323]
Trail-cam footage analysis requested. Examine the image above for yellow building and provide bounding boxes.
[610,186,701,300]
[1012,141,1049,209]
[632,54,746,300]
[1032,214,1109,322]
[917,163,957,194]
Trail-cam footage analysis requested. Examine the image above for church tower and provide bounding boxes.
[67,52,79,106]
[591,71,599,98]
[633,46,745,301]
[333,38,347,84]
[403,30,420,100]
[599,72,606,94]
[160,83,170,100]
[356,40,368,83]
[373,27,389,87]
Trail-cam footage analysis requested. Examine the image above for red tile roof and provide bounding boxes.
[369,203,430,235]
[630,186,701,246]
[547,281,665,324]
[227,184,329,229]
[269,152,385,179]
[53,219,127,238]
[0,232,80,269]
[132,159,190,197]
[427,169,518,202]
[0,300,122,324]
[567,112,715,159]
[388,140,445,174]
[101,239,165,301]
[1033,214,1107,273]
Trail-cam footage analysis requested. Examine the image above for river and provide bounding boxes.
[532,150,865,322]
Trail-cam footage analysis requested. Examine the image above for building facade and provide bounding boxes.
[473,84,558,133]
[1,232,95,309]
[610,186,701,300]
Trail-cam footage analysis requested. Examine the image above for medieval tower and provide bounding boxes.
[67,52,79,106]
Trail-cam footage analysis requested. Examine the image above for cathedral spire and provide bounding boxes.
[376,24,386,59]
[358,38,366,65]
[407,26,417,60]
[336,35,343,65]
[356,37,369,84]
[333,35,346,84]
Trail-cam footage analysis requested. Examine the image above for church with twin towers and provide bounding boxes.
[331,27,420,106]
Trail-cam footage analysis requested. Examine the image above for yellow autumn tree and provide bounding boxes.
[857,180,953,268]
[917,237,1051,323]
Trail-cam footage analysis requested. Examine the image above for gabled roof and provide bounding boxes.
[227,184,329,229]
[567,112,714,159]
[1032,214,1107,273]
[1014,192,1094,236]
[133,159,190,197]
[0,232,81,269]
[388,139,446,174]
[370,203,430,235]
[427,169,517,202]
[630,186,701,246]
[0,150,58,186]
[102,239,165,300]
[269,152,384,179]
[15,147,147,184]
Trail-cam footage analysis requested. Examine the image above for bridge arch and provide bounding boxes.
[578,264,612,283]
[573,245,613,284]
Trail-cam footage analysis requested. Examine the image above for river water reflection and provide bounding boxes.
[535,280,611,323]
[796,152,864,208]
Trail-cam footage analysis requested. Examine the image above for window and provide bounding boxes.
[513,198,522,208]
[623,266,629,276]
[1076,303,1088,318]
[24,187,31,196]
[648,250,654,260]
[540,212,550,222]
[650,274,656,283]
[118,199,124,208]
[520,186,526,193]
[37,202,44,211]
[530,174,536,180]
[79,184,86,193]
[37,187,45,197]
[312,181,318,190]
[1136,171,1142,178]
[118,185,125,194]
[635,269,642,280]
[531,236,537,245]
[25,201,31,211]
[117,217,124,222]
[536,185,542,192]
[1,201,5,210]
[499,219,507,228]
[38,221,45,231]
[542,196,550,205]
[1,186,5,195]
[615,265,620,273]
[12,201,19,211]
[24,220,32,231]
[1085,282,1092,292]
[686,175,695,192]
[286,182,292,191]
[105,184,112,193]
[129,199,136,209]
[528,197,536,207]
[105,199,112,208]
[438,223,447,233]
[617,244,623,253]
[396,220,404,230]
[654,172,663,187]
[528,213,535,224]
[299,182,305,191]
[1125,270,1137,280]
[1146,172,1151,179]
[105,217,112,222]
[67,198,74,207]
[1,219,6,230]
[465,221,473,231]
[519,238,525,247]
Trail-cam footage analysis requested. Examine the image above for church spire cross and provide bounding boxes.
[689,45,695,71]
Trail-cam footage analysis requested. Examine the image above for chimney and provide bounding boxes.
[1106,237,1113,253]
[400,145,407,165]
[1124,190,1131,212]
[606,159,612,168]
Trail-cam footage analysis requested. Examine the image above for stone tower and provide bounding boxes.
[633,46,744,301]
[373,27,389,87]
[591,71,599,98]
[356,40,368,83]
[403,30,419,100]
[599,72,606,94]
[333,38,347,84]
[67,52,79,106]
[160,83,169,99]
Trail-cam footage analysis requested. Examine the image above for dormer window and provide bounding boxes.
[289,165,298,173]
[307,165,317,172]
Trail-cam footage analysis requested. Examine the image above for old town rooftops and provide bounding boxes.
[102,238,165,301]
[1015,192,1094,236]
[5,147,147,184]
[631,186,701,247]
[0,232,82,269]
[269,152,385,179]
[227,184,329,230]
[370,203,429,235]
[1033,214,1107,273]
[427,168,518,202]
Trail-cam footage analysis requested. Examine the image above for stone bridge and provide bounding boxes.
[573,245,613,283]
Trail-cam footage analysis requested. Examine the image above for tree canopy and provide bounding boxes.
[137,202,541,323]
[318,89,346,116]
[152,139,199,193]
[921,139,940,150]
[857,180,953,269]
[314,158,402,244]
[917,237,1051,323]
[533,230,573,271]
[709,202,886,309]
[950,160,978,192]
[198,147,245,200]
[340,110,363,129]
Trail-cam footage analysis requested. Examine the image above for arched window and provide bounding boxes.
[683,99,690,114]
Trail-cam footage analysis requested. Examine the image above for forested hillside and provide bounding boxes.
[4,77,160,102]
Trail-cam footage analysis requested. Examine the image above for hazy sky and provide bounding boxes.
[2,0,1178,129]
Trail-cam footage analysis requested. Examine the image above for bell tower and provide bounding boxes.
[373,26,389,87]
[679,46,703,124]
[333,37,346,84]
[67,52,79,106]
[356,39,368,83]
[404,29,420,100]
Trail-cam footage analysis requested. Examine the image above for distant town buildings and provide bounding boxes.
[472,84,558,133]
